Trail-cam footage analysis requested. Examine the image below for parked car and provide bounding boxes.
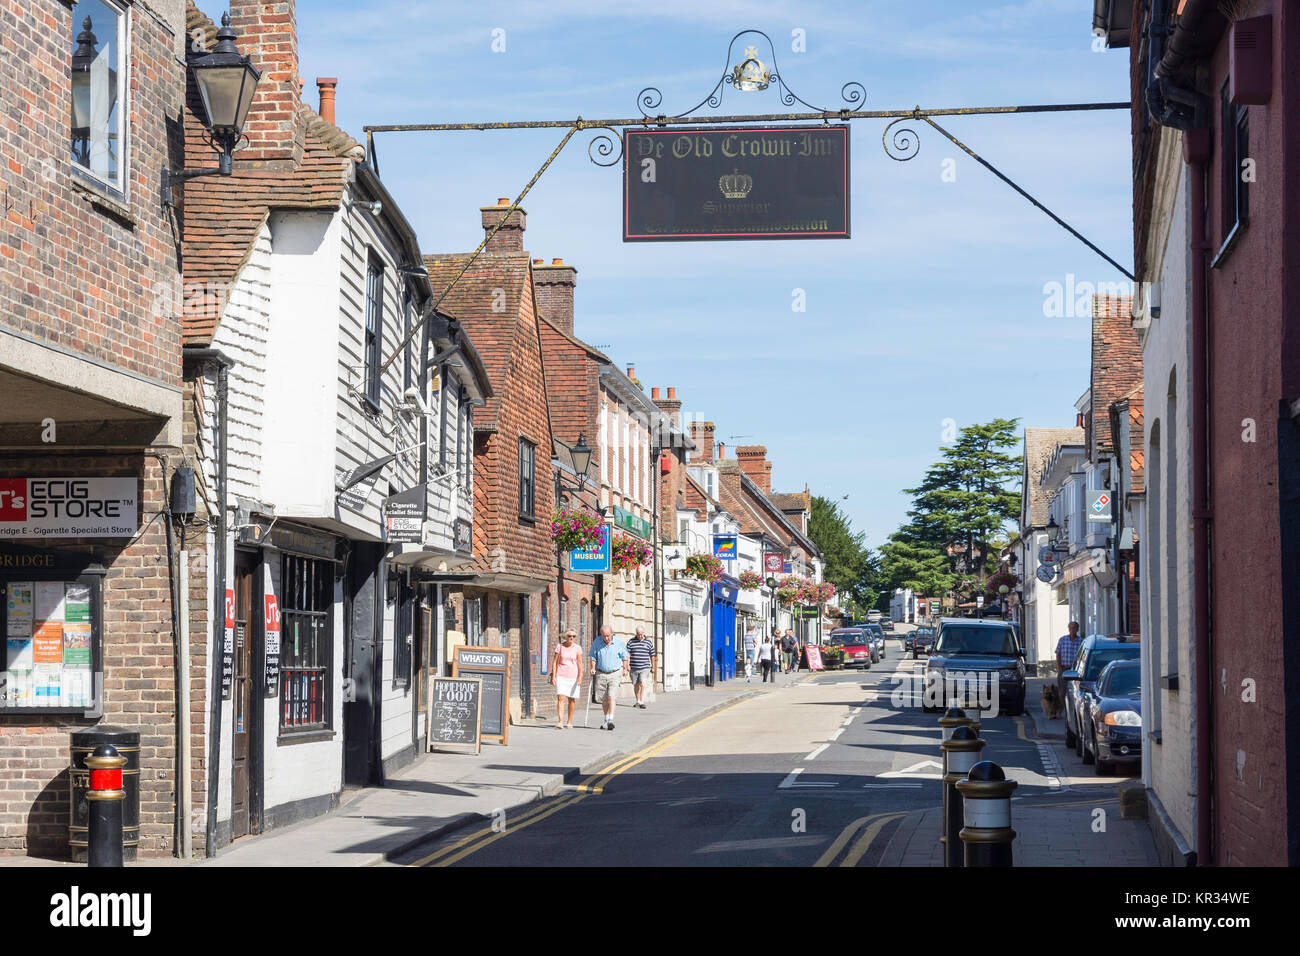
[1063,634,1142,753]
[826,628,873,669]
[1081,659,1142,775]
[922,618,1025,715]
[864,623,885,661]
[909,625,936,658]
[880,619,894,632]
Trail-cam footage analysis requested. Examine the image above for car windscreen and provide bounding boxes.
[828,632,865,646]
[1084,646,1140,680]
[866,626,883,636]
[1100,664,1140,697]
[933,625,1018,656]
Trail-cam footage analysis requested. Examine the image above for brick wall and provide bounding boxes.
[0,454,180,857]
[0,0,184,388]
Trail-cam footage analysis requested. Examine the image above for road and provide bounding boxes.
[392,631,1069,867]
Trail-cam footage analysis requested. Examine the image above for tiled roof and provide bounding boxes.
[538,313,609,452]
[423,252,533,431]
[1109,383,1145,495]
[181,3,359,346]
[769,492,806,512]
[682,472,720,518]
[1022,426,1084,527]
[1090,294,1141,458]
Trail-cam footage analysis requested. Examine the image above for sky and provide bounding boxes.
[198,0,1134,552]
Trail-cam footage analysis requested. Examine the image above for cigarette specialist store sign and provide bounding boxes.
[0,478,138,538]
[623,126,849,241]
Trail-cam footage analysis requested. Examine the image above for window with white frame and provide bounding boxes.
[364,255,384,408]
[70,0,127,194]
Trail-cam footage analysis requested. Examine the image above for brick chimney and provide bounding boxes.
[690,421,715,462]
[717,442,725,460]
[480,198,527,255]
[228,1,305,168]
[316,77,337,125]
[737,445,770,493]
[534,257,577,334]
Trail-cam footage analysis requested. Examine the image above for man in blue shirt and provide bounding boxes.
[589,625,629,730]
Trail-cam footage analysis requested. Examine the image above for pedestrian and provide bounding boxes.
[1055,621,1082,710]
[588,625,629,730]
[627,626,655,708]
[550,629,582,729]
[742,627,757,682]
[758,633,776,682]
[782,629,797,674]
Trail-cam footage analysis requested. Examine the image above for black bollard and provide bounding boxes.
[938,705,981,745]
[940,725,985,867]
[85,744,127,868]
[957,760,1018,867]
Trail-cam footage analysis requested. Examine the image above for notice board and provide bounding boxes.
[427,676,483,754]
[452,645,510,744]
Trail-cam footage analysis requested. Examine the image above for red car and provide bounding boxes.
[827,628,873,669]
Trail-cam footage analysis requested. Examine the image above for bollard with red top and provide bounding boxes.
[84,744,127,867]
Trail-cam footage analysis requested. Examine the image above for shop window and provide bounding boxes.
[465,596,484,646]
[393,573,413,689]
[1,570,103,715]
[498,596,509,647]
[279,554,333,733]
[70,0,126,195]
[439,368,451,470]
[402,291,414,392]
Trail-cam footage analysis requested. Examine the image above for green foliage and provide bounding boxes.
[808,495,880,611]
[879,524,957,597]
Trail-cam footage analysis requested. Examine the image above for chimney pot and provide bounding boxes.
[316,77,338,125]
[717,442,725,459]
[552,257,564,265]
[497,197,510,205]
[652,387,661,400]
[533,258,543,265]
[627,365,635,379]
[668,387,676,399]
[480,199,527,255]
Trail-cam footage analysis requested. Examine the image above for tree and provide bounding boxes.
[879,524,956,599]
[808,495,879,611]
[903,418,1022,582]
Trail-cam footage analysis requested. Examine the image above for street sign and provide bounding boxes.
[567,524,612,573]
[1088,489,1114,522]
[623,125,850,242]
[713,533,738,560]
[1038,545,1056,565]
[1036,565,1056,583]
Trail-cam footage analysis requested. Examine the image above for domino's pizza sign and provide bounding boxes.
[1088,490,1113,523]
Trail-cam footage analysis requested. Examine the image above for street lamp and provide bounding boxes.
[161,13,261,205]
[571,433,593,489]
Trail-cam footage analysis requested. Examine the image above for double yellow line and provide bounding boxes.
[409,697,752,867]
[814,811,908,867]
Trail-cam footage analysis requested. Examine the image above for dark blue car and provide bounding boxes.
[1063,634,1141,755]
[1082,659,1142,775]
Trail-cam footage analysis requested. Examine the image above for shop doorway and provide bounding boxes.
[231,550,259,840]
[343,542,383,787]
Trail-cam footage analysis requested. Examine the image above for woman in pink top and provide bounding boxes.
[550,629,583,729]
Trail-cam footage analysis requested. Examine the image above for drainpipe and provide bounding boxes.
[148,452,184,858]
[185,347,233,858]
[1185,128,1214,866]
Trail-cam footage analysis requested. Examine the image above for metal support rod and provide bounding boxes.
[378,125,580,377]
[362,102,1129,134]
[919,115,1136,281]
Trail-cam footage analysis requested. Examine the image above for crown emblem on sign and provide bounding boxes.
[718,168,753,199]
[731,45,771,92]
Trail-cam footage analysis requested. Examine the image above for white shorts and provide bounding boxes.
[554,675,581,699]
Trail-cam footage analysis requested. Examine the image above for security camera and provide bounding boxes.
[366,200,382,216]
[399,385,432,417]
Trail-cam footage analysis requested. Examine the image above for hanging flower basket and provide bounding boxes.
[611,535,653,572]
[684,552,724,584]
[775,577,800,606]
[551,508,606,553]
[817,582,836,604]
[738,570,763,590]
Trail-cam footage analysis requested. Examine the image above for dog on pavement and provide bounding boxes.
[1041,683,1064,719]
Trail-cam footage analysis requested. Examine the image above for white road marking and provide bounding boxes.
[805,743,829,760]
[862,782,923,789]
[850,707,862,715]
[828,728,844,741]
[778,769,804,789]
[778,768,837,789]
[841,715,855,726]
[880,759,944,780]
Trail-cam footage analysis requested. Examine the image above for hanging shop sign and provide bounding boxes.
[612,505,652,541]
[454,518,473,553]
[222,588,234,701]
[1088,490,1114,522]
[624,125,850,242]
[335,452,397,514]
[568,524,612,573]
[452,645,510,744]
[0,478,137,539]
[713,534,738,561]
[763,551,785,575]
[663,545,687,572]
[383,483,426,543]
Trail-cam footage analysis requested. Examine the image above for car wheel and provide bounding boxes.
[1064,718,1077,750]
[1006,692,1025,717]
[1081,721,1095,764]
[1095,753,1113,776]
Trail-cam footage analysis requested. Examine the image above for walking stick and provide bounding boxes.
[584,674,592,728]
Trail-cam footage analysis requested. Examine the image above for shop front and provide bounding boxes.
[662,578,703,691]
[711,579,739,681]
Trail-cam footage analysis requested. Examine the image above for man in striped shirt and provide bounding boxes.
[627,627,656,709]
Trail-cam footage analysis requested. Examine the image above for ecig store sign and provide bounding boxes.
[624,125,849,241]
[0,478,137,538]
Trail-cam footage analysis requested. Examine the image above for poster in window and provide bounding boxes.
[33,663,60,703]
[222,588,234,701]
[64,583,90,622]
[35,581,64,621]
[33,620,63,663]
[7,582,33,636]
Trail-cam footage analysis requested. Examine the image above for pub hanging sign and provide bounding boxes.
[623,125,850,241]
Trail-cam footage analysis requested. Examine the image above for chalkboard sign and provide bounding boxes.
[427,677,482,754]
[452,645,510,744]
